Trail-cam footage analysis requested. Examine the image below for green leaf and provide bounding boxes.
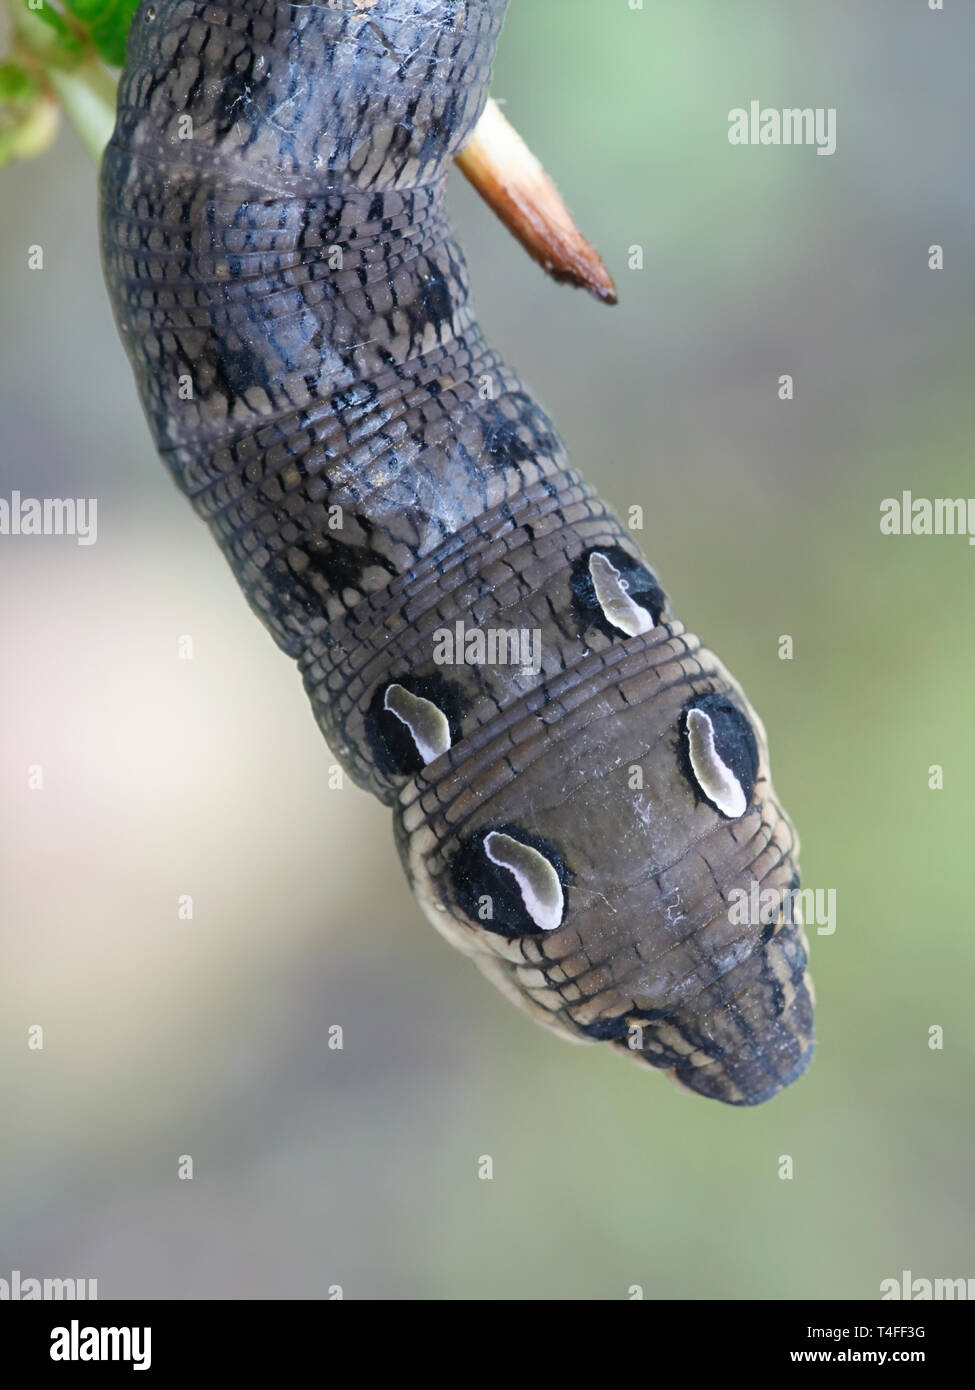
[62,0,141,67]
[0,61,41,105]
[19,1,84,57]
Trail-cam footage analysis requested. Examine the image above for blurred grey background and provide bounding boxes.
[1,0,973,1299]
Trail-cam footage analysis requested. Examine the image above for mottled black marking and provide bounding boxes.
[578,1005,667,1043]
[296,536,396,595]
[418,264,453,340]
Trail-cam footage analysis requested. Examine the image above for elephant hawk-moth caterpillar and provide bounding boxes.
[99,0,814,1105]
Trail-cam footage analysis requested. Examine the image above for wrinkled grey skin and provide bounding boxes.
[100,0,813,1104]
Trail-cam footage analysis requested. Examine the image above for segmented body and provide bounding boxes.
[100,0,814,1104]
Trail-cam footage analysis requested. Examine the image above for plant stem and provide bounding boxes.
[47,59,116,160]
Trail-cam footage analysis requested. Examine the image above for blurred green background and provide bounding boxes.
[1,0,973,1299]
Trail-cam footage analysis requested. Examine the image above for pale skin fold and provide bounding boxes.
[99,0,813,1105]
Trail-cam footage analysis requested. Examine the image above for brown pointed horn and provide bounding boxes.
[455,98,618,305]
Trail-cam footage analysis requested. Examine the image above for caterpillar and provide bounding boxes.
[99,0,814,1105]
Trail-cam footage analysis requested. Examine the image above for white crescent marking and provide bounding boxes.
[483,831,564,931]
[589,552,655,636]
[383,684,451,765]
[686,708,747,818]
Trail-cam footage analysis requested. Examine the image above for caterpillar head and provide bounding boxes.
[392,633,814,1107]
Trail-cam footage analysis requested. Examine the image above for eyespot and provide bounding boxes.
[483,832,564,930]
[451,826,572,938]
[383,684,451,765]
[366,674,464,777]
[570,545,665,639]
[144,4,157,20]
[681,694,759,819]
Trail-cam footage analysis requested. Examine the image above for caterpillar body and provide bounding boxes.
[100,0,814,1105]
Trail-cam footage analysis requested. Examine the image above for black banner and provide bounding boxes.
[0,1299,965,1375]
